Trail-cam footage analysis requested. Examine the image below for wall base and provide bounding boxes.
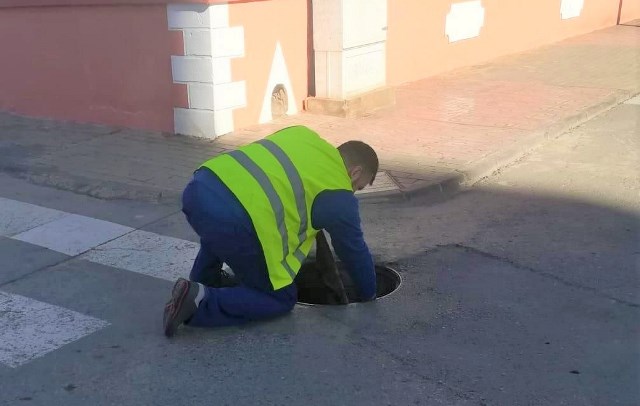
[304,86,395,118]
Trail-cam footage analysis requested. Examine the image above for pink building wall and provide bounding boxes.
[387,0,638,86]
[0,0,637,136]
[229,0,309,130]
[0,4,185,132]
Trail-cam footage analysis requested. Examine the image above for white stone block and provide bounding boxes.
[209,4,231,28]
[188,82,246,111]
[342,0,387,49]
[561,0,584,20]
[343,42,386,96]
[213,109,234,136]
[315,42,385,99]
[214,81,247,110]
[174,108,233,138]
[211,26,245,58]
[167,3,229,29]
[184,26,244,57]
[211,58,232,84]
[445,1,485,43]
[314,51,344,99]
[167,4,211,29]
[188,83,215,110]
[174,108,215,137]
[314,0,387,51]
[171,56,213,83]
[184,29,212,56]
[312,0,343,51]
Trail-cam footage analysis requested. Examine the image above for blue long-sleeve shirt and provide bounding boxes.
[193,168,376,301]
[311,190,376,301]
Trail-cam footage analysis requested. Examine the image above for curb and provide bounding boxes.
[363,89,637,205]
[459,89,637,188]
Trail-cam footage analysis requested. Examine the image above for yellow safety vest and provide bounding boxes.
[200,126,353,290]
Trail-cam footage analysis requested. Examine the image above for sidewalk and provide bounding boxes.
[1,24,638,203]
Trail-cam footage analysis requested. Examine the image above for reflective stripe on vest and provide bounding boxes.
[227,148,299,280]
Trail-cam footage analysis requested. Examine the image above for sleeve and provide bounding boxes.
[311,190,377,301]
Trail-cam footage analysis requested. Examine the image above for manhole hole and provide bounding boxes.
[295,260,401,305]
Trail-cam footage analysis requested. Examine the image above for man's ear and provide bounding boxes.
[348,165,363,182]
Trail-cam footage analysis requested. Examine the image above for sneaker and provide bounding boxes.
[163,278,201,337]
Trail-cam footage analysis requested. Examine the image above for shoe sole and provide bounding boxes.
[163,278,191,338]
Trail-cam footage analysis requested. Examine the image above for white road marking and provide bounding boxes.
[80,230,198,281]
[1,197,194,280]
[0,291,109,368]
[12,214,134,256]
[0,197,68,237]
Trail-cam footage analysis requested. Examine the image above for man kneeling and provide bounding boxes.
[163,125,378,337]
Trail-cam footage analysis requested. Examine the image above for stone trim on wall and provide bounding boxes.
[168,3,246,138]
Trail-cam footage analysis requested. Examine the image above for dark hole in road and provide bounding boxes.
[295,260,401,305]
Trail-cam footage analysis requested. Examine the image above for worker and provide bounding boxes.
[163,125,378,337]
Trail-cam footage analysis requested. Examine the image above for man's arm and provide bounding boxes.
[311,190,376,301]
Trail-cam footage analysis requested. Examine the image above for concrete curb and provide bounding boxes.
[366,89,638,205]
[459,89,637,188]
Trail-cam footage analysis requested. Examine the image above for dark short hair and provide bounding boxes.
[337,141,379,184]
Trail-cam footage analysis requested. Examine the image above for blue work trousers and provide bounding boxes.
[181,169,297,327]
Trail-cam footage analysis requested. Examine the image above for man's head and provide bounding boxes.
[337,141,379,192]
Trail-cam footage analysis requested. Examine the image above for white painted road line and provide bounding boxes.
[12,214,134,256]
[80,230,198,281]
[1,197,194,281]
[0,291,109,368]
[0,197,68,237]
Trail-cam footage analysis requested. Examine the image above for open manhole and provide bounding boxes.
[295,260,401,305]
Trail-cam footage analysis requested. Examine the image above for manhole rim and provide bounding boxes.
[295,265,403,307]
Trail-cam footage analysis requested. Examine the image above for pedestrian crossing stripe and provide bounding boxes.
[0,197,199,281]
[1,196,201,368]
[0,291,109,368]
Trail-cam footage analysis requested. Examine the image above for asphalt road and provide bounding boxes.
[1,98,638,405]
